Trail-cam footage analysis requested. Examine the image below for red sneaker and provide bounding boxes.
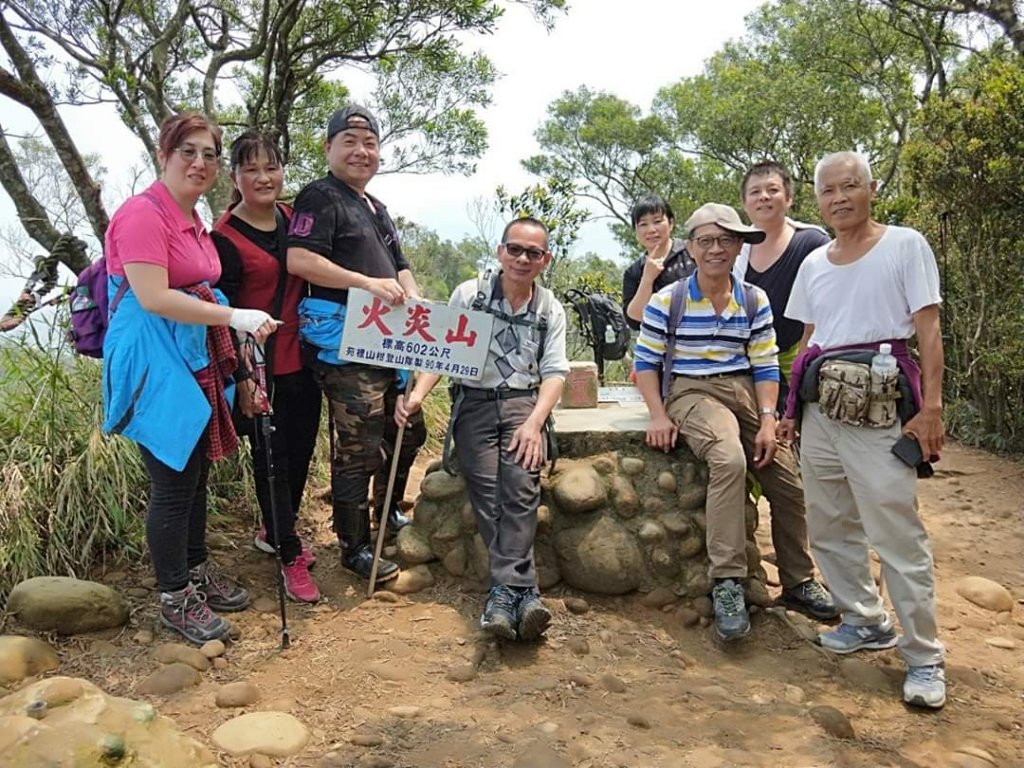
[281,557,320,603]
[254,526,316,568]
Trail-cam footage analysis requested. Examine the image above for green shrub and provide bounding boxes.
[0,323,254,602]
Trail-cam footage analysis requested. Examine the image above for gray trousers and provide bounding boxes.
[454,394,541,589]
[801,405,945,667]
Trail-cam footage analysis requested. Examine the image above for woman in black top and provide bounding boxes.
[621,194,696,331]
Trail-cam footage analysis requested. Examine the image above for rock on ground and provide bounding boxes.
[216,681,261,708]
[0,635,60,684]
[212,711,310,757]
[386,565,435,595]
[0,676,217,766]
[7,577,128,635]
[810,705,855,739]
[956,576,1014,613]
[137,663,202,696]
[153,643,211,671]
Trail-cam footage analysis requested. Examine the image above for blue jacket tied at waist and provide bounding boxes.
[102,277,235,471]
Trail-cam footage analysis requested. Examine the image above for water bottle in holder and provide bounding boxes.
[868,343,899,427]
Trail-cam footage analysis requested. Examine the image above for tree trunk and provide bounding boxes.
[0,14,109,242]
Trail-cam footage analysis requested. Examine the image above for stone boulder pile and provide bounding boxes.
[395,447,768,604]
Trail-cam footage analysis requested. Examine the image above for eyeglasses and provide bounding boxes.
[175,146,221,165]
[503,243,547,262]
[693,234,739,250]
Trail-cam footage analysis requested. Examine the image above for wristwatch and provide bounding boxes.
[759,407,777,419]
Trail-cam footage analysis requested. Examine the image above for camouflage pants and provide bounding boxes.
[313,362,426,510]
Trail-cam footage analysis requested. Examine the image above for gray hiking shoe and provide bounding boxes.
[159,583,230,645]
[712,579,750,642]
[903,664,946,709]
[480,585,520,641]
[516,588,552,642]
[190,561,250,612]
[817,616,898,654]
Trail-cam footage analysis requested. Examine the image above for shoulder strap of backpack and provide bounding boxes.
[739,280,759,325]
[471,269,493,312]
[261,205,292,384]
[661,276,690,400]
[528,283,552,365]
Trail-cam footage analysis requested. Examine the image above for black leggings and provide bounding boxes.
[139,437,211,593]
[249,368,322,563]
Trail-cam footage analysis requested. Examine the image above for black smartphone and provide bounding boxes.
[891,433,924,467]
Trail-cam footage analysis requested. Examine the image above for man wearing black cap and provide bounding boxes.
[287,104,426,582]
[633,203,833,642]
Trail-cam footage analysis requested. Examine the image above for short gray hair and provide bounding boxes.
[814,151,873,194]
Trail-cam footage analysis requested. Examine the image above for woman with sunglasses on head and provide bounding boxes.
[737,161,829,410]
[212,131,321,604]
[103,113,279,645]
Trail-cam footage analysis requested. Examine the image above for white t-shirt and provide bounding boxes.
[785,225,942,349]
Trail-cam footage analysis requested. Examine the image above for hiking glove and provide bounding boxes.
[228,308,279,335]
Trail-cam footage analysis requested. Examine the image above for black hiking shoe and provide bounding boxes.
[190,561,250,612]
[372,505,413,542]
[516,588,551,642]
[159,583,230,645]
[780,578,840,621]
[342,543,400,582]
[480,585,520,641]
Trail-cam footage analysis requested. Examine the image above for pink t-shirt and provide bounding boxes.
[105,180,221,288]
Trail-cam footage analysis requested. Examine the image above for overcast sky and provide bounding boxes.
[0,0,764,307]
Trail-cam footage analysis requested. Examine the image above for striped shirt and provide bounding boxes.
[634,275,780,383]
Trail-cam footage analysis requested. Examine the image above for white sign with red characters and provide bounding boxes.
[339,288,493,382]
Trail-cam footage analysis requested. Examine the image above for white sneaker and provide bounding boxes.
[903,664,946,709]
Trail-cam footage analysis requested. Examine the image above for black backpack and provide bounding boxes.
[563,289,631,362]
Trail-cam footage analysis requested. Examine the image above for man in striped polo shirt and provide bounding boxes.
[634,203,832,642]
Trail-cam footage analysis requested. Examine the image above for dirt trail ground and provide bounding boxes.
[22,442,1024,767]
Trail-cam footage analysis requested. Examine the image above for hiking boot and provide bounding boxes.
[281,557,320,603]
[190,561,250,612]
[712,579,751,642]
[254,526,316,568]
[480,585,520,641]
[372,507,411,544]
[516,588,551,642]
[817,616,899,654]
[159,583,230,645]
[780,578,839,621]
[903,664,946,709]
[342,543,400,583]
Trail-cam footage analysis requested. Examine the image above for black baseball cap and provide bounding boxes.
[327,105,380,141]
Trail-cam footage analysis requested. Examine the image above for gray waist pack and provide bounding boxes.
[798,349,917,425]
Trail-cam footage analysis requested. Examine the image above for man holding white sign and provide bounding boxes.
[397,217,570,641]
[287,104,425,582]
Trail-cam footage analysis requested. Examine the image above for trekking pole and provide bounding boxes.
[367,373,414,598]
[247,338,290,649]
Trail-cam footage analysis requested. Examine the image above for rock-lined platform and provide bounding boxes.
[395,402,768,606]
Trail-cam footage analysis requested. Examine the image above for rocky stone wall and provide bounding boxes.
[395,433,769,607]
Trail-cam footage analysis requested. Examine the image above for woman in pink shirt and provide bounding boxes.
[103,113,279,645]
